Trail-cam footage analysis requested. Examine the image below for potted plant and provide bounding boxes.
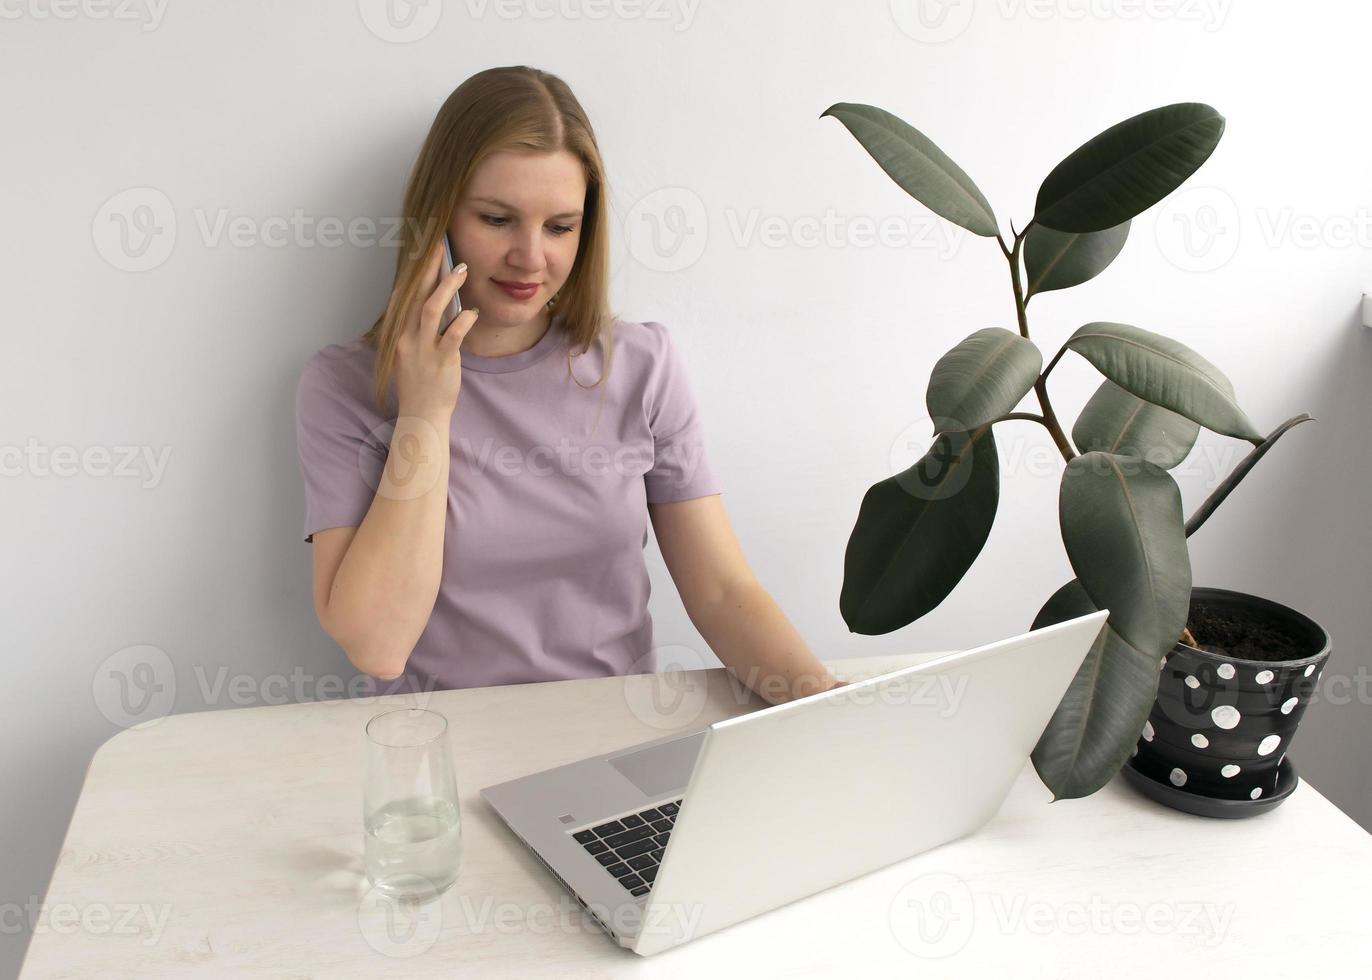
[822,99,1331,816]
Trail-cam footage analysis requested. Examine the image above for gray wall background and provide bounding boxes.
[4,1,1369,973]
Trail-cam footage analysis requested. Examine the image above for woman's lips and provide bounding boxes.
[494,280,539,301]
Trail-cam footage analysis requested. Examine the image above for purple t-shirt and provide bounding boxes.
[294,315,722,695]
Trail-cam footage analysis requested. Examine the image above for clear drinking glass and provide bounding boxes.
[363,707,463,899]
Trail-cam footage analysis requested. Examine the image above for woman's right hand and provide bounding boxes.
[392,238,481,419]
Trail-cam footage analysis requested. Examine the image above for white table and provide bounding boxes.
[20,652,1372,978]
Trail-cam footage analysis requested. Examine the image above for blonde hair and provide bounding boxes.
[361,66,616,413]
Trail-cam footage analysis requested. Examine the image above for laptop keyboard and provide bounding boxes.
[571,799,682,897]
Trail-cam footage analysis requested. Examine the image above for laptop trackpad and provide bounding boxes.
[607,731,705,797]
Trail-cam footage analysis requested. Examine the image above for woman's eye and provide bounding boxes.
[481,215,573,235]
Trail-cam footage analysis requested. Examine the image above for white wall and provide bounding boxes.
[4,1,1369,972]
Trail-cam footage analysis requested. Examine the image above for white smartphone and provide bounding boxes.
[438,231,463,336]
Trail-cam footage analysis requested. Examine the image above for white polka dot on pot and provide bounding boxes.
[1184,675,1200,689]
[1281,697,1298,714]
[1169,768,1187,787]
[1304,664,1315,677]
[1217,663,1236,679]
[1211,705,1241,729]
[1255,669,1274,684]
[1258,734,1281,756]
[1191,733,1209,749]
[1141,720,1155,742]
[1221,764,1241,778]
[1250,787,1263,800]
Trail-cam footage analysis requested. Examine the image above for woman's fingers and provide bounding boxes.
[419,259,469,340]
[438,306,480,355]
[407,239,447,338]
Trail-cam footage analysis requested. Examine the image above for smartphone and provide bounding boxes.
[438,231,463,336]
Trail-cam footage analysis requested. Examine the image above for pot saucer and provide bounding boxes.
[1121,755,1298,818]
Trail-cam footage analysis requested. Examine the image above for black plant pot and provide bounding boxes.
[1122,587,1331,818]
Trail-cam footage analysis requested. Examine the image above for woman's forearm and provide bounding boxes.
[692,581,843,705]
[324,411,452,680]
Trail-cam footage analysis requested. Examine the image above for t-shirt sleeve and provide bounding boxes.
[294,358,385,543]
[642,321,723,504]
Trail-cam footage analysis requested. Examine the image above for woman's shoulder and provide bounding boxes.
[605,317,678,362]
[296,338,379,411]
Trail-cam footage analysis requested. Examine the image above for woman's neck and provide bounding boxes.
[460,307,552,358]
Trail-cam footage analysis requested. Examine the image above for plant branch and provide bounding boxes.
[1184,414,1316,537]
[999,412,1047,424]
[1005,231,1076,462]
[1042,345,1067,382]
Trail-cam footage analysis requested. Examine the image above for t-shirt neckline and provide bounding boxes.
[459,311,567,374]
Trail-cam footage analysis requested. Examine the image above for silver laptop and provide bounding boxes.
[480,609,1108,956]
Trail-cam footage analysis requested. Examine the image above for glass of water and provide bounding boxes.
[363,707,463,899]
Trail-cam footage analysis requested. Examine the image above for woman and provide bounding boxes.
[295,66,843,704]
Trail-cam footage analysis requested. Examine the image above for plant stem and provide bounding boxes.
[1183,414,1316,537]
[1003,230,1076,462]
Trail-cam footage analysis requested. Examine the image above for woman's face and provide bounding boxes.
[447,149,587,328]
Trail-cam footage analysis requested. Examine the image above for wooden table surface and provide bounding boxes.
[20,651,1372,978]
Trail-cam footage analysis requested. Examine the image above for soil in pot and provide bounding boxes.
[1187,602,1310,662]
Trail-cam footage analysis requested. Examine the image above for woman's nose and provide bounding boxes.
[507,229,546,271]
